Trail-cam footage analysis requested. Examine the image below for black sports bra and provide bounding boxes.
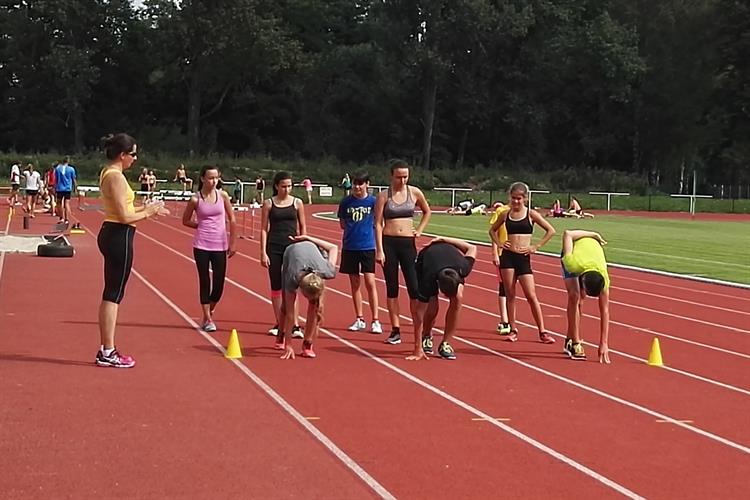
[505,209,533,235]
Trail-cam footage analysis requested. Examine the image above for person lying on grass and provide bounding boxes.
[277,234,338,360]
[561,229,611,363]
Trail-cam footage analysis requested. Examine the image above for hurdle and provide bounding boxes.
[588,191,630,211]
[233,204,258,239]
[76,185,100,210]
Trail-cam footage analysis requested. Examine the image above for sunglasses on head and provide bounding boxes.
[127,151,138,157]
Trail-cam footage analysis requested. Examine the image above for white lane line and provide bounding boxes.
[78,220,395,500]
[136,224,644,499]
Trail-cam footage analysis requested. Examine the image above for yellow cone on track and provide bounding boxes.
[647,337,663,367]
[225,329,243,359]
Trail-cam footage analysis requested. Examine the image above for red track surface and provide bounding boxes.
[1,203,749,499]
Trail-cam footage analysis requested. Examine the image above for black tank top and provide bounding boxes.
[505,209,533,235]
[268,198,299,246]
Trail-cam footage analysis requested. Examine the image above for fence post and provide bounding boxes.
[648,195,652,211]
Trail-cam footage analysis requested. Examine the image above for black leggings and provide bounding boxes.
[267,243,288,292]
[193,248,227,304]
[98,222,135,304]
[383,235,418,299]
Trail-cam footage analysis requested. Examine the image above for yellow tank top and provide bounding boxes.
[100,168,135,225]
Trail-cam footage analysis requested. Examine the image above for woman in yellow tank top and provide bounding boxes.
[95,133,168,368]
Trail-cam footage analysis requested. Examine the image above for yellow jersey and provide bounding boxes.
[561,237,610,289]
[489,206,510,254]
[100,168,135,225]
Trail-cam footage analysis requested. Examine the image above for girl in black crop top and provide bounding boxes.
[488,182,557,345]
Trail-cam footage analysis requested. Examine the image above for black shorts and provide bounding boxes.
[140,184,149,192]
[499,250,533,276]
[11,184,19,192]
[340,249,376,275]
[56,191,72,201]
[25,190,38,196]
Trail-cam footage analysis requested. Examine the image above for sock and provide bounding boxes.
[393,327,400,334]
[102,346,115,357]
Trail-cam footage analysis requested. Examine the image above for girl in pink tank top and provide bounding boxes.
[182,166,237,332]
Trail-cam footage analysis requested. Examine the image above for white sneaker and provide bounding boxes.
[370,320,383,334]
[291,326,304,339]
[348,318,367,331]
[267,325,279,336]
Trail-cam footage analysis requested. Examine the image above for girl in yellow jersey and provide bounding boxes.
[95,133,168,368]
[489,202,512,335]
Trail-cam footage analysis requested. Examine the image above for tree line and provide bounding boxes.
[1,0,748,192]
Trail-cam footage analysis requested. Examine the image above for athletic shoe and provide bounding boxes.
[422,335,434,355]
[497,322,512,335]
[570,342,586,360]
[384,331,401,345]
[563,338,574,356]
[202,321,217,333]
[267,325,279,336]
[370,320,383,334]
[95,349,135,368]
[348,318,367,331]
[539,332,556,344]
[291,325,304,339]
[438,341,456,360]
[300,345,316,358]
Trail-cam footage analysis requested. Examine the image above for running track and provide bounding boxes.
[1,205,749,499]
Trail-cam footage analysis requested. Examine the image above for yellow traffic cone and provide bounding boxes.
[647,337,663,367]
[225,329,243,359]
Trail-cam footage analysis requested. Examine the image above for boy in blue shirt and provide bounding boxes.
[54,156,77,224]
[337,172,382,334]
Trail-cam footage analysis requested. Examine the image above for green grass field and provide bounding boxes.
[320,212,750,285]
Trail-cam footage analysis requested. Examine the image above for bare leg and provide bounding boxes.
[422,296,439,337]
[442,289,464,345]
[363,273,379,321]
[501,268,518,327]
[564,278,582,342]
[304,295,323,344]
[272,295,283,327]
[518,274,546,332]
[349,274,363,318]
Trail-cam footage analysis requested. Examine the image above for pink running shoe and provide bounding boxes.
[539,332,556,344]
[300,345,316,358]
[95,349,136,368]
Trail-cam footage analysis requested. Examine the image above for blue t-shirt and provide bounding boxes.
[55,164,77,192]
[337,194,376,251]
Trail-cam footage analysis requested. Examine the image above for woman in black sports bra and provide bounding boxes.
[260,171,307,339]
[374,159,431,351]
[489,182,556,344]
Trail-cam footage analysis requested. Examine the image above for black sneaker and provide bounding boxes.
[291,325,304,339]
[422,336,434,355]
[385,331,401,345]
[438,341,456,360]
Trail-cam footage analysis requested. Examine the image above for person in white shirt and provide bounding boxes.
[9,162,21,206]
[23,164,42,216]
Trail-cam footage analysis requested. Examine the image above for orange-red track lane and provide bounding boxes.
[2,205,749,499]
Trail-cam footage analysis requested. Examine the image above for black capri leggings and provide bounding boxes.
[98,222,135,304]
[193,248,227,305]
[266,243,288,292]
[382,235,419,299]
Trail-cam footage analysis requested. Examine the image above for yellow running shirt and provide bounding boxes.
[100,168,135,225]
[489,206,510,253]
[562,237,610,289]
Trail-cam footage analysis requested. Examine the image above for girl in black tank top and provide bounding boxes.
[268,200,299,247]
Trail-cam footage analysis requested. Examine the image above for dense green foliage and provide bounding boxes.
[1,1,748,193]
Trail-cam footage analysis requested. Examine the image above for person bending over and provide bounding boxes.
[411,237,476,361]
[277,235,338,360]
[561,229,611,363]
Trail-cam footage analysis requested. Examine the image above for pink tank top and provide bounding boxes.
[193,192,228,251]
